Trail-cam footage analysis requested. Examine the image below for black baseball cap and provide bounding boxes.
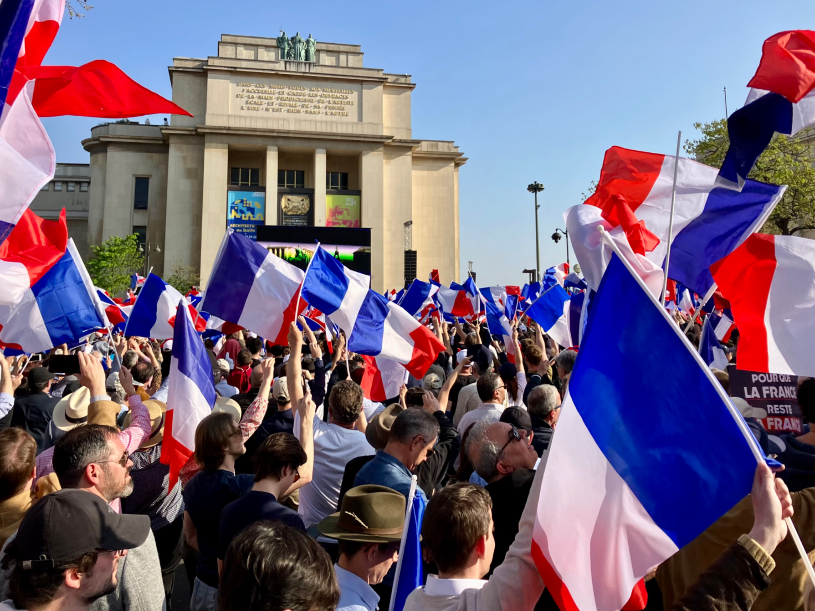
[10,490,149,569]
[27,367,53,385]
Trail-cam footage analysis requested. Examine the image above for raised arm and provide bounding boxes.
[239,358,274,440]
[112,362,151,452]
[286,388,315,495]
[0,354,19,420]
[438,356,470,412]
[286,321,304,406]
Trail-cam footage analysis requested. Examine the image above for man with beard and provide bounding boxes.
[0,490,149,611]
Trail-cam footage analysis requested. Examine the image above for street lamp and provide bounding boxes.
[551,228,570,267]
[139,242,161,275]
[527,182,544,282]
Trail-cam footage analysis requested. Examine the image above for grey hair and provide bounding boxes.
[527,385,560,418]
[422,373,442,397]
[472,359,493,377]
[122,350,139,370]
[465,420,501,481]
[555,349,577,374]
[390,409,439,446]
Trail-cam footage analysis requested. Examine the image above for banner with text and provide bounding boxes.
[728,366,802,433]
[228,191,266,240]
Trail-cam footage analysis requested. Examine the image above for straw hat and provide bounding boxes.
[123,400,167,449]
[212,397,241,422]
[52,387,90,432]
[318,485,405,544]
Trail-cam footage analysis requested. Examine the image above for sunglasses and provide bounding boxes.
[97,451,129,468]
[495,425,522,465]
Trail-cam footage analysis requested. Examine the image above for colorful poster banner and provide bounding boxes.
[728,365,802,433]
[326,194,361,227]
[228,191,266,240]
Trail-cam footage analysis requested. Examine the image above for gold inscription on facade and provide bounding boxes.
[235,82,355,117]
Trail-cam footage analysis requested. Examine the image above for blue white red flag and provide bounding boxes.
[707,310,735,343]
[564,272,587,291]
[360,355,407,402]
[96,288,130,331]
[578,146,784,299]
[301,246,445,379]
[699,316,728,370]
[484,299,516,363]
[523,284,570,339]
[130,273,145,291]
[390,476,426,611]
[711,233,815,376]
[200,229,304,345]
[532,253,763,611]
[546,291,586,349]
[718,31,815,190]
[399,279,439,318]
[434,284,475,318]
[160,300,217,487]
[0,239,106,353]
[125,273,202,339]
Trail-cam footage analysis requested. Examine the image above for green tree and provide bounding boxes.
[166,263,201,295]
[87,234,144,295]
[685,119,815,235]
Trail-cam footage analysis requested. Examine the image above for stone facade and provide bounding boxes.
[82,34,466,291]
[29,163,91,261]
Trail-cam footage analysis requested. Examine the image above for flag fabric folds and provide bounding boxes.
[201,229,304,345]
[0,239,105,353]
[532,253,760,611]
[711,233,815,377]
[699,317,728,370]
[390,477,426,611]
[96,288,130,331]
[718,30,815,190]
[708,310,735,343]
[360,355,406,402]
[130,273,145,291]
[301,246,444,379]
[160,300,217,488]
[523,284,571,344]
[398,279,439,318]
[582,146,784,297]
[125,273,198,340]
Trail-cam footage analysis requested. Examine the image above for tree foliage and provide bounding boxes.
[685,119,815,235]
[87,234,144,295]
[65,0,93,19]
[166,264,201,295]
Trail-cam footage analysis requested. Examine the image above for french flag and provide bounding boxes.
[301,246,445,379]
[519,282,541,313]
[564,272,587,291]
[200,229,304,345]
[398,279,439,318]
[0,238,106,353]
[360,355,407,402]
[96,288,130,331]
[532,253,762,611]
[544,291,586,349]
[711,232,815,377]
[125,273,202,339]
[708,310,735,343]
[130,273,145,291]
[699,316,728,370]
[523,284,572,345]
[718,31,815,190]
[581,146,785,299]
[484,299,515,363]
[434,285,475,318]
[160,300,217,488]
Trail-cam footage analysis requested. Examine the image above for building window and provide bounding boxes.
[132,225,147,248]
[79,182,89,192]
[53,182,62,191]
[230,167,260,187]
[278,170,304,188]
[67,182,76,192]
[326,172,349,190]
[134,177,149,210]
[40,184,49,191]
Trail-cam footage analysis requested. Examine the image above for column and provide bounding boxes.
[164,135,205,274]
[313,148,326,226]
[361,148,385,291]
[199,139,229,288]
[265,145,278,225]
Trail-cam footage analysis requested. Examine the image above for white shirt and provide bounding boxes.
[335,565,379,611]
[507,372,527,408]
[294,411,375,528]
[424,575,487,596]
[362,397,384,422]
[457,403,504,435]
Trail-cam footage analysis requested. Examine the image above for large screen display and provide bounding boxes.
[227,191,266,240]
[256,225,371,276]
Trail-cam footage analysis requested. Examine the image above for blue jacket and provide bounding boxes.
[353,451,428,504]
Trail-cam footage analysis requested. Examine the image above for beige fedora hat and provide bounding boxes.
[52,387,90,432]
[123,400,167,449]
[212,397,241,422]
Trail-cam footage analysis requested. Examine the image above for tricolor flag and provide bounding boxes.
[699,316,728,370]
[200,229,304,345]
[160,300,217,487]
[399,279,439,318]
[711,233,815,377]
[533,253,763,611]
[564,272,587,291]
[545,291,586,350]
[718,31,815,190]
[0,238,106,353]
[125,273,202,339]
[301,246,445,379]
[130,273,145,291]
[484,299,515,363]
[434,284,475,319]
[708,310,735,343]
[389,476,426,611]
[360,355,407,403]
[523,283,571,341]
[581,146,785,299]
[96,288,130,331]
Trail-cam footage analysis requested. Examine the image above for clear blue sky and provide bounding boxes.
[43,0,815,286]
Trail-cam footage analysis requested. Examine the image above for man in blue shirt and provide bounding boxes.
[354,408,439,504]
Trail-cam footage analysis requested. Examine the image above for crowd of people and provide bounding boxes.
[0,310,811,611]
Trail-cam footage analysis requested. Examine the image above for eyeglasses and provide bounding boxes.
[495,425,522,465]
[97,451,129,468]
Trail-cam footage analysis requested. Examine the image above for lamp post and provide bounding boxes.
[527,182,544,282]
[139,242,161,276]
[551,228,570,267]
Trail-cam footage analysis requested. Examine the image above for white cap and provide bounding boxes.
[456,351,468,364]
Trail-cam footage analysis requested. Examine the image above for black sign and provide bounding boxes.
[728,366,801,433]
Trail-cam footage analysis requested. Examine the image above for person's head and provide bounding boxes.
[422,373,442,398]
[245,337,263,357]
[499,407,532,435]
[527,384,562,427]
[471,347,493,378]
[27,367,53,394]
[121,350,139,370]
[194,412,245,471]
[249,365,264,390]
[466,420,537,482]
[524,344,543,370]
[204,339,215,352]
[0,428,36,502]
[456,351,472,373]
[130,361,154,386]
[476,371,505,405]
[216,359,231,380]
[53,425,134,502]
[236,349,252,368]
[421,483,494,578]
[269,344,285,359]
[328,380,364,426]
[253,433,306,489]
[555,349,577,379]
[499,362,519,403]
[3,490,149,611]
[301,357,316,379]
[272,377,291,408]
[712,369,730,394]
[218,521,338,611]
[799,378,815,424]
[385,409,440,470]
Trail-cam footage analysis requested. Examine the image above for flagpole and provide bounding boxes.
[599,226,815,589]
[683,283,718,334]
[660,131,682,307]
[388,474,418,611]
